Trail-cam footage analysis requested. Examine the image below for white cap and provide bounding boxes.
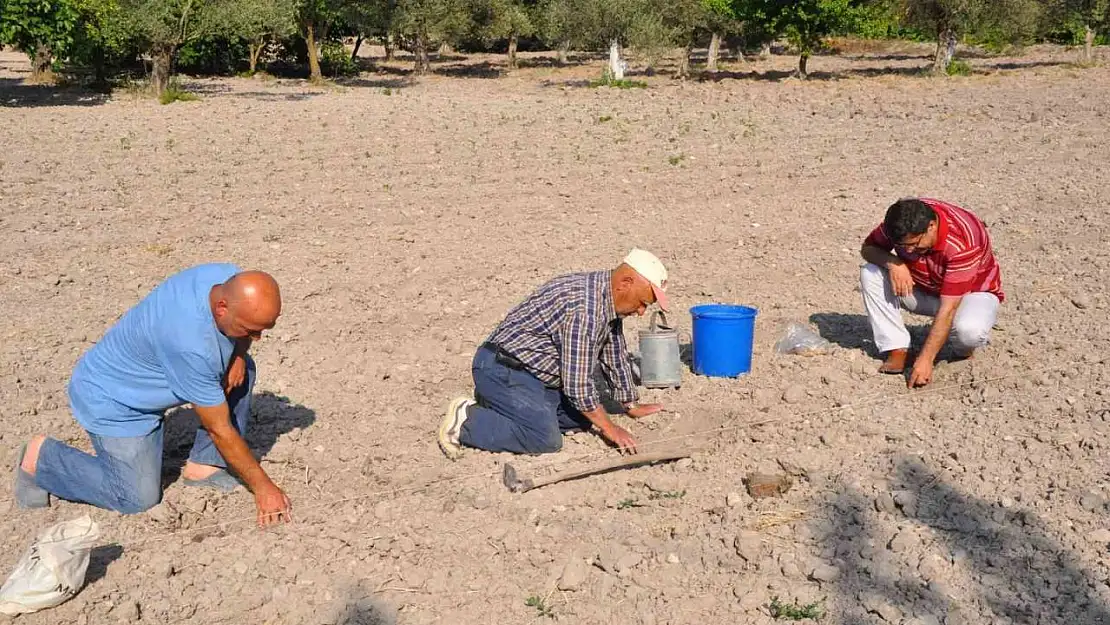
[623,248,669,311]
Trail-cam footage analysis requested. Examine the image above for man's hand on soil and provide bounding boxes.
[255,483,293,527]
[600,423,638,454]
[907,359,933,389]
[625,403,663,419]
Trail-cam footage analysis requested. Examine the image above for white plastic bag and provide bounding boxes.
[0,515,100,615]
[774,323,834,356]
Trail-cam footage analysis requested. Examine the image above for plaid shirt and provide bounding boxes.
[487,271,638,413]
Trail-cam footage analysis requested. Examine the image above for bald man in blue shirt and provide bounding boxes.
[14,264,293,527]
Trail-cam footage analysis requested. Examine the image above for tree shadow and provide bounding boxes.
[161,391,316,487]
[335,76,411,90]
[85,544,124,586]
[986,60,1074,71]
[842,53,929,62]
[0,78,111,108]
[435,61,504,79]
[515,55,587,69]
[821,456,1110,624]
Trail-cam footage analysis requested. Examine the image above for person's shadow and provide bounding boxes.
[160,391,317,487]
[808,312,878,355]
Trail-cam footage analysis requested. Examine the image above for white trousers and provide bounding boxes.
[860,263,1000,354]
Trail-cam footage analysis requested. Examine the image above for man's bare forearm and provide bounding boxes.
[581,406,616,432]
[194,404,274,493]
[921,299,960,361]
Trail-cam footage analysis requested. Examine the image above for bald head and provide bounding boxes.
[210,270,282,340]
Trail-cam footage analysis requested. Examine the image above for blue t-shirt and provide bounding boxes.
[69,263,241,437]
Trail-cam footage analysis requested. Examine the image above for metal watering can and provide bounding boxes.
[638,311,682,389]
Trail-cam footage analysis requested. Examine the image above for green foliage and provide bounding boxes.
[469,0,535,44]
[524,595,555,618]
[0,0,80,58]
[616,497,645,508]
[848,1,927,39]
[320,39,358,75]
[158,80,200,103]
[768,596,826,621]
[394,0,472,46]
[647,488,687,499]
[177,35,249,74]
[945,57,971,74]
[740,0,860,55]
[230,0,296,46]
[589,75,647,88]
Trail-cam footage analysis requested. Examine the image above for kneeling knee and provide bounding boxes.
[114,485,163,515]
[953,320,991,350]
[527,431,564,454]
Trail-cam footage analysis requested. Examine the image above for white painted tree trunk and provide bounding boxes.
[1084,24,1095,64]
[707,32,721,71]
[933,28,956,74]
[608,39,624,80]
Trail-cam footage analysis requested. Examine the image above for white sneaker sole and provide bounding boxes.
[438,397,470,461]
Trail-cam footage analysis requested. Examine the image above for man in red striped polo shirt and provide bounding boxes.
[860,198,1003,388]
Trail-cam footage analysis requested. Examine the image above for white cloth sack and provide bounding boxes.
[0,515,100,615]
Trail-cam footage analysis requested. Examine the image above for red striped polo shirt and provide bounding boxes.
[864,198,1004,302]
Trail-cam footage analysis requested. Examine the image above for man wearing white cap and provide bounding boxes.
[439,249,670,458]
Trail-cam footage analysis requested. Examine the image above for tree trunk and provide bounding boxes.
[797,52,809,78]
[556,40,569,65]
[415,33,430,74]
[933,28,957,74]
[249,39,264,74]
[677,43,692,79]
[351,35,363,62]
[1084,23,1094,64]
[305,20,323,82]
[508,33,519,69]
[384,33,395,61]
[151,45,174,96]
[29,44,54,84]
[607,38,624,80]
[707,31,721,72]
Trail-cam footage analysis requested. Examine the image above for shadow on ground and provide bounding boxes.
[819,455,1110,624]
[0,78,110,108]
[86,544,124,586]
[809,312,875,354]
[161,391,316,487]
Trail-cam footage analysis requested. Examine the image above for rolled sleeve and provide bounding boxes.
[599,320,638,405]
[559,310,601,413]
[161,347,225,408]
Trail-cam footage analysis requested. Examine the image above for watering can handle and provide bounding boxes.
[649,310,670,332]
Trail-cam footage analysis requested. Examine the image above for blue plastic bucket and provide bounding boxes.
[690,304,758,377]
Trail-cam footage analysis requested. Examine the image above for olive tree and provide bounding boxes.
[0,0,79,82]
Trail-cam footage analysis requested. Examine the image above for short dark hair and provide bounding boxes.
[883,198,935,243]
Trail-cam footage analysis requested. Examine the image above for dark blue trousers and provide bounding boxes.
[458,346,592,454]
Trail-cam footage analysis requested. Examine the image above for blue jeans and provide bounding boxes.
[34,357,256,514]
[459,347,592,454]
